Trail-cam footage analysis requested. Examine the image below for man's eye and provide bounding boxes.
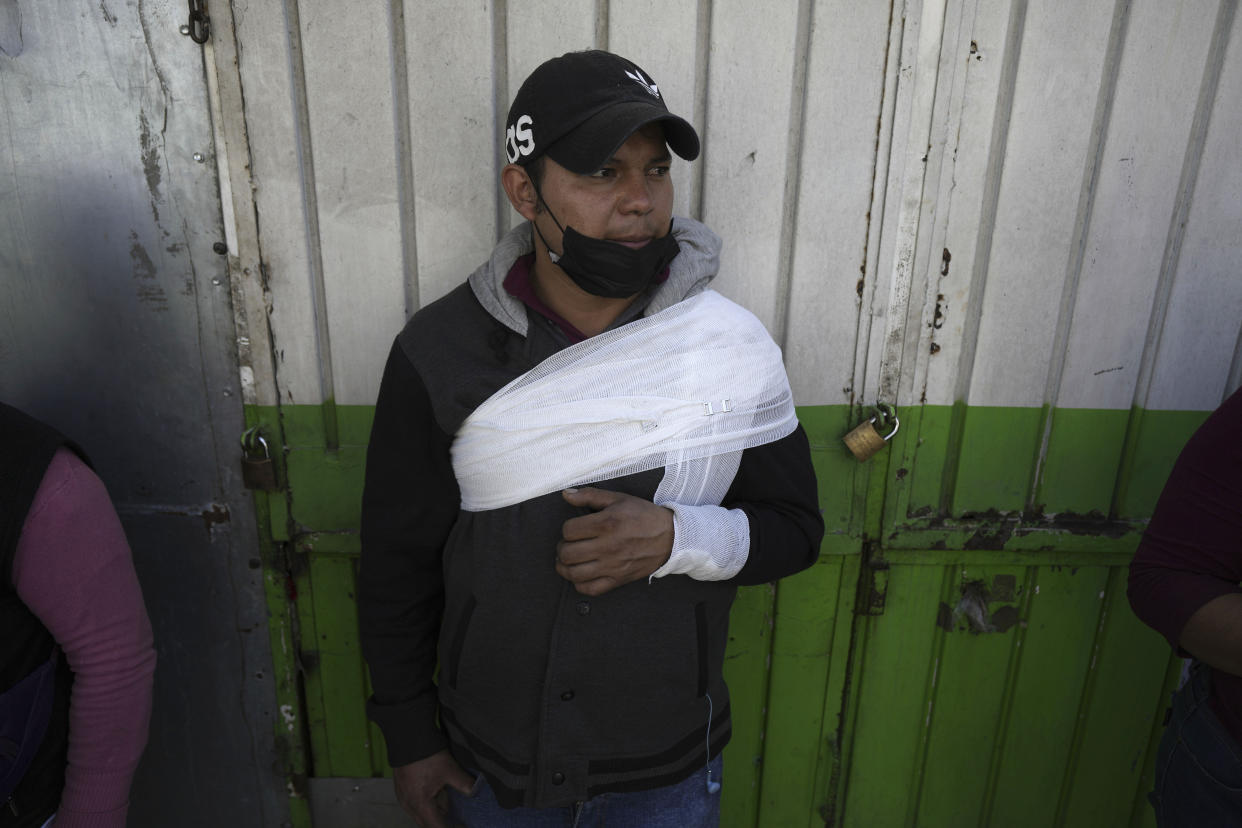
[590,167,616,178]
[649,166,671,177]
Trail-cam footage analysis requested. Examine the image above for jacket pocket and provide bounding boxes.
[695,602,709,698]
[445,595,477,690]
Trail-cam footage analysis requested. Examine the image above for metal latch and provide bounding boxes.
[180,0,209,44]
[240,427,278,490]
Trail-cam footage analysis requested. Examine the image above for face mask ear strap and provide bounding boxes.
[529,175,567,262]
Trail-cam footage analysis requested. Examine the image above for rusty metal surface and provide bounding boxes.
[0,1,286,824]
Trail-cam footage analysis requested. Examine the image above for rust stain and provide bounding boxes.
[991,574,1017,602]
[134,283,168,311]
[990,605,1020,633]
[936,601,954,632]
[940,582,1021,634]
[130,232,167,310]
[963,522,1013,550]
[200,504,230,534]
[138,110,163,224]
[130,232,155,279]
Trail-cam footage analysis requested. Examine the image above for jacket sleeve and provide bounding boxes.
[726,423,824,585]
[1127,387,1242,650]
[651,424,824,584]
[358,341,461,766]
[12,449,156,828]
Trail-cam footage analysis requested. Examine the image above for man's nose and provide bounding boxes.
[617,172,653,214]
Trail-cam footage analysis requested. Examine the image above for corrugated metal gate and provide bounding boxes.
[203,0,1242,825]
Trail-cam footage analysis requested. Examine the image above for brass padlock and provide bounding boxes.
[241,429,278,490]
[842,404,900,462]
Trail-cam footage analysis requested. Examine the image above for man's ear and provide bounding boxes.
[501,164,539,221]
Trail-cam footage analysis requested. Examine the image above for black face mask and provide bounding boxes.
[532,198,680,299]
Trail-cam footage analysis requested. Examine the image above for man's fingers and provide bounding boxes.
[556,536,605,567]
[555,549,634,595]
[577,576,620,596]
[561,510,616,543]
[392,751,472,826]
[414,800,451,828]
[444,765,476,796]
[562,486,622,511]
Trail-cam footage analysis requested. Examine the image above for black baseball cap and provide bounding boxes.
[503,50,700,174]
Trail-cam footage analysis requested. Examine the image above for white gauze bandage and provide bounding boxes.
[451,290,798,580]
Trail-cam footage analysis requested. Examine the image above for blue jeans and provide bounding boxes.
[1151,662,1242,827]
[448,755,722,827]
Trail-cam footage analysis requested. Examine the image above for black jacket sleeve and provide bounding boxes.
[726,424,824,585]
[358,342,460,766]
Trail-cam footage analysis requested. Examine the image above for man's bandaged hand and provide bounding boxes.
[556,487,674,596]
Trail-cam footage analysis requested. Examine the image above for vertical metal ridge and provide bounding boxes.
[1051,566,1120,825]
[1112,0,1235,515]
[751,578,797,824]
[492,0,510,242]
[977,563,1037,827]
[848,0,899,419]
[830,556,879,826]
[594,0,609,49]
[819,554,866,827]
[1127,653,1184,826]
[858,0,900,407]
[1227,317,1242,399]
[940,0,1027,515]
[689,0,712,221]
[771,0,816,352]
[903,564,955,825]
[282,0,337,446]
[1028,0,1132,510]
[1130,0,1236,411]
[389,0,419,318]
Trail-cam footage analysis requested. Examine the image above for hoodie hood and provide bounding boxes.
[468,217,722,337]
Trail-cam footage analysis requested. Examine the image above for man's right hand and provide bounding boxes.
[393,750,475,828]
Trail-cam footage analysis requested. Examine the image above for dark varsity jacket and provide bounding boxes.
[358,218,824,808]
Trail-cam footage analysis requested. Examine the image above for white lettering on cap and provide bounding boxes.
[506,114,535,163]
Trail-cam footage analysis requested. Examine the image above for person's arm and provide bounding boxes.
[554,425,823,591]
[11,448,156,828]
[358,343,471,825]
[1178,594,1242,677]
[1127,387,1242,674]
[724,424,824,584]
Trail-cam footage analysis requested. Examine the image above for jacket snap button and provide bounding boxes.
[552,772,565,785]
[576,601,591,616]
[561,690,575,701]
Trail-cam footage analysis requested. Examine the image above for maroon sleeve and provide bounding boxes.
[1127,387,1242,649]
[11,449,156,828]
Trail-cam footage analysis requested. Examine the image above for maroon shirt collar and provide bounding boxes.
[503,254,588,343]
[502,253,670,345]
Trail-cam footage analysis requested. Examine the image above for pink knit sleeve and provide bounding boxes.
[11,448,156,828]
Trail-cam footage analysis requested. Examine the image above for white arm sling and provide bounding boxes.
[450,290,799,578]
